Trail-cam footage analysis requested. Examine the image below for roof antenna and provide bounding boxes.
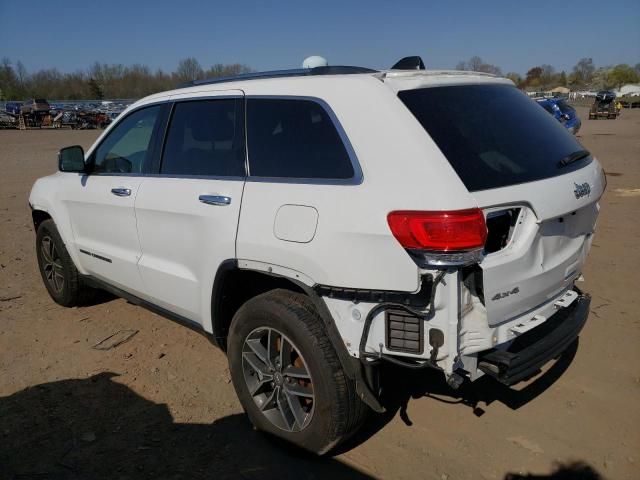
[303,56,329,69]
[391,56,426,70]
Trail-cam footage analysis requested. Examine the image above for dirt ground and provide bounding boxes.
[1,107,639,480]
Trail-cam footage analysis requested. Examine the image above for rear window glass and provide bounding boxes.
[398,85,590,191]
[557,100,575,115]
[539,102,555,114]
[246,98,354,179]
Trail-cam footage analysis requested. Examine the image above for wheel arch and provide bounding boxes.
[31,208,52,232]
[210,260,384,412]
[211,260,307,350]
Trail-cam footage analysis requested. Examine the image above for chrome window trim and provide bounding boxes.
[87,94,364,186]
[245,95,363,186]
[170,94,244,102]
[89,96,247,179]
[85,172,246,182]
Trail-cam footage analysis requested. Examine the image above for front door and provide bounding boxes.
[64,104,164,296]
[134,91,246,328]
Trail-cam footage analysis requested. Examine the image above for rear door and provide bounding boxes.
[398,83,605,325]
[134,90,246,328]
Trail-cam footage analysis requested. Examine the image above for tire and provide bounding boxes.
[227,289,368,454]
[36,219,95,307]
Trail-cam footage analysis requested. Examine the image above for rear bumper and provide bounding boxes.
[477,291,590,385]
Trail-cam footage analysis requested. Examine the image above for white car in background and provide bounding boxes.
[29,58,605,454]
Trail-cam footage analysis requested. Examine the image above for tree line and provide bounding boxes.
[456,56,640,91]
[1,55,639,101]
[0,57,251,101]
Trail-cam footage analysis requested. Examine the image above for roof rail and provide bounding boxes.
[177,65,377,89]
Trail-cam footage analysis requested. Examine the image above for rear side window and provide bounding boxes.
[246,98,354,180]
[161,99,245,177]
[398,85,590,191]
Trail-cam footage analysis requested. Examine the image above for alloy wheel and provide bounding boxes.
[41,236,64,293]
[242,327,315,432]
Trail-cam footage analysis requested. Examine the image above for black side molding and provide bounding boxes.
[81,275,214,343]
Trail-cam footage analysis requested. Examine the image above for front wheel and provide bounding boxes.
[227,289,367,454]
[36,219,95,307]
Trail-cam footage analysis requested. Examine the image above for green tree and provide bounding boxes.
[609,64,639,89]
[505,72,523,87]
[175,57,204,84]
[88,77,104,100]
[525,66,543,88]
[0,57,20,99]
[591,67,612,90]
[455,56,502,75]
[558,71,567,87]
[571,58,595,87]
[539,64,556,89]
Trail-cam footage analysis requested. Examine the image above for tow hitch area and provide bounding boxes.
[478,291,590,385]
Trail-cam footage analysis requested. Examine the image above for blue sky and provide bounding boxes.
[1,0,638,75]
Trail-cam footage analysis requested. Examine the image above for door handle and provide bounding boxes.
[199,195,231,206]
[111,187,132,197]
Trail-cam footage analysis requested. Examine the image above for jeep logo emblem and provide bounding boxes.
[574,182,591,199]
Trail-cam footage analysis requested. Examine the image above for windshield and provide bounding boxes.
[398,84,591,191]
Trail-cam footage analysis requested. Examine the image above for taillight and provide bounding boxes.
[387,209,487,252]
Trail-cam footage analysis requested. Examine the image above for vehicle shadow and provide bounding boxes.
[337,339,579,453]
[0,373,373,480]
[504,461,603,479]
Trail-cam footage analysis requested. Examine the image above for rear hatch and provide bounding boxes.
[398,83,605,325]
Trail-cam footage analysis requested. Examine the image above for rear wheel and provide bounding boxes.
[227,289,367,454]
[36,219,95,307]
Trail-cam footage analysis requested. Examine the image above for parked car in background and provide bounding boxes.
[5,101,23,115]
[536,98,581,134]
[21,98,50,115]
[589,93,618,120]
[596,90,616,102]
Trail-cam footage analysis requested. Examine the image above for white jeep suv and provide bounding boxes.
[29,61,604,454]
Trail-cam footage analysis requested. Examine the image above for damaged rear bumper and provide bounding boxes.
[477,291,591,385]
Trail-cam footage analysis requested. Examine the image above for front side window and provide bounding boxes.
[246,98,354,179]
[93,105,161,174]
[160,99,245,177]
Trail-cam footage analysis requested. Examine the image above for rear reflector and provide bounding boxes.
[387,209,487,251]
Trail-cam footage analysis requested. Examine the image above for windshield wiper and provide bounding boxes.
[558,149,590,168]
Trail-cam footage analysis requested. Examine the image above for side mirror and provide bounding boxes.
[58,145,86,173]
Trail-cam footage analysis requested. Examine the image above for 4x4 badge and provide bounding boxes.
[491,287,520,301]
[574,182,591,199]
